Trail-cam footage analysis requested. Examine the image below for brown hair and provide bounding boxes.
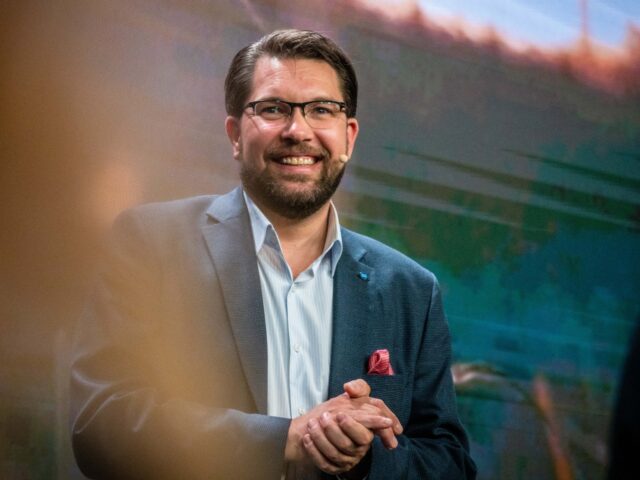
[224,29,358,118]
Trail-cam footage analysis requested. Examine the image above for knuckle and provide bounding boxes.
[327,451,343,464]
[336,438,353,451]
[357,445,369,457]
[326,465,340,475]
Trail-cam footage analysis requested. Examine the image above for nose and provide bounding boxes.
[280,106,313,142]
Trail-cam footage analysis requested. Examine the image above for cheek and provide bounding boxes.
[244,130,277,156]
[239,134,259,159]
[319,130,347,152]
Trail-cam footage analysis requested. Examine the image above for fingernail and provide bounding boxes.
[383,418,393,425]
[321,412,331,424]
[308,418,318,429]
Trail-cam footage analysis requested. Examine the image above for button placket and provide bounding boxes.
[287,280,306,418]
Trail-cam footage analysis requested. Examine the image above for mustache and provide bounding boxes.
[265,144,330,161]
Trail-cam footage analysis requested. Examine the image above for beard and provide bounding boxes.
[240,144,345,220]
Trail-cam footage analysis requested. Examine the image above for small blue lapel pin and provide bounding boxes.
[357,271,369,281]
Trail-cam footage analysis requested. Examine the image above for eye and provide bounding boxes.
[307,102,338,117]
[262,105,283,114]
[255,101,289,117]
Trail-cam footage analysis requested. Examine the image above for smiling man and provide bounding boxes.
[229,56,355,223]
[71,30,476,479]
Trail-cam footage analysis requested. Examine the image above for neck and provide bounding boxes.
[255,198,332,278]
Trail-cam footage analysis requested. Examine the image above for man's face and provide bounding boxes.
[225,56,359,219]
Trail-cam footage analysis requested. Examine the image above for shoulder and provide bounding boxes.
[106,195,222,255]
[115,187,246,230]
[116,195,217,228]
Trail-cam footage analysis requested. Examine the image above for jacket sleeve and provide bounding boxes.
[367,280,476,480]
[70,208,289,479]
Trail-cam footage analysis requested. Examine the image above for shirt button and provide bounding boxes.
[294,344,301,353]
[298,408,305,416]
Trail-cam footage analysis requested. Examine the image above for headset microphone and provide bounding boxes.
[338,154,349,164]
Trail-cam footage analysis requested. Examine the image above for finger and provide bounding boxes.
[328,395,403,437]
[329,410,397,451]
[373,426,399,450]
[342,396,403,435]
[335,412,375,447]
[368,397,403,435]
[307,417,356,471]
[344,412,393,432]
[343,379,371,398]
[302,433,343,475]
[320,412,367,455]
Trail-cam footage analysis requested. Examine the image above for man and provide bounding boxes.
[71,29,475,479]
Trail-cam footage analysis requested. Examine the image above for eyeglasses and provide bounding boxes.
[243,99,347,129]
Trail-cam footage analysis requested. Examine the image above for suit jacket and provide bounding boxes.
[71,187,475,479]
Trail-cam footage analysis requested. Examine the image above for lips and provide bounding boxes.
[266,146,328,166]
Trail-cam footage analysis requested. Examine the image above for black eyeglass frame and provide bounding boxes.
[243,99,347,122]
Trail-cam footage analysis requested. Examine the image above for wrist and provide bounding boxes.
[284,416,305,463]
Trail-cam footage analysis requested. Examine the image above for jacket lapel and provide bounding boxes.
[201,188,268,414]
[328,229,381,397]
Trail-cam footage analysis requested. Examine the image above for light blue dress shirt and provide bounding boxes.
[243,191,343,420]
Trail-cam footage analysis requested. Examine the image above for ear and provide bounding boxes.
[225,116,242,160]
[345,117,359,158]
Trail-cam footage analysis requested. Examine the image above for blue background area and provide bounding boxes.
[419,0,640,46]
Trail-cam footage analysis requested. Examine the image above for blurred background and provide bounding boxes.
[1,0,639,478]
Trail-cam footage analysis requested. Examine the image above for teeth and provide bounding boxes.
[280,156,315,165]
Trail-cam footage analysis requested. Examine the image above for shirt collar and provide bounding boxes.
[243,189,343,276]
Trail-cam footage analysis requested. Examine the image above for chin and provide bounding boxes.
[241,164,344,219]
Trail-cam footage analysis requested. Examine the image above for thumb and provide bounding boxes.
[343,378,371,398]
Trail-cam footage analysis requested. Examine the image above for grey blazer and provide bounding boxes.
[70,187,475,479]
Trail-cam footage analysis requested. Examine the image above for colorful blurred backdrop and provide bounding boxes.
[1,1,639,478]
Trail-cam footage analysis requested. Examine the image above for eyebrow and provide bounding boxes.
[252,97,344,103]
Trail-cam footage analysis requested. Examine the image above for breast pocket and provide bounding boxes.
[364,373,410,424]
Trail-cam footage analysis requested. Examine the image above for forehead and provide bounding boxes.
[249,56,343,101]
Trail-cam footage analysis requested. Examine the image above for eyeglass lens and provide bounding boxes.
[250,100,344,128]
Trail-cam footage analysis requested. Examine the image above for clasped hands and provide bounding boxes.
[285,379,402,476]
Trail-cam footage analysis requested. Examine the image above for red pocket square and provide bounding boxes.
[368,349,395,375]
